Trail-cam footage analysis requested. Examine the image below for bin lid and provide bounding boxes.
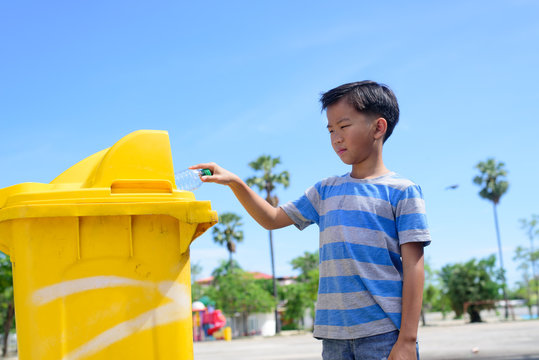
[0,130,218,226]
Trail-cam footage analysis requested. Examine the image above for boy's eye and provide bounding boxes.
[341,125,350,129]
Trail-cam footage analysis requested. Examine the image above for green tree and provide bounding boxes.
[519,215,539,317]
[513,245,539,317]
[291,251,319,281]
[205,261,276,336]
[246,155,290,333]
[0,255,14,357]
[284,251,319,329]
[439,255,501,322]
[191,261,203,281]
[212,212,244,265]
[282,283,310,330]
[422,259,442,325]
[473,158,510,318]
[211,259,241,280]
[191,261,204,301]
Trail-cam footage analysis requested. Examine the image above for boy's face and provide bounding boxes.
[326,99,379,166]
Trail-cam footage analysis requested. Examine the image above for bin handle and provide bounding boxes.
[110,180,173,194]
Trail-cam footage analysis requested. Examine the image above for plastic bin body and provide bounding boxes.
[0,130,217,360]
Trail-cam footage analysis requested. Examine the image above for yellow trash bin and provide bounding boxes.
[0,130,217,360]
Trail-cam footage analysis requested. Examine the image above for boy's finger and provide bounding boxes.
[189,163,217,172]
[188,163,207,170]
[200,175,222,184]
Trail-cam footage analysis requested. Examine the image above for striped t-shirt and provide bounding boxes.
[280,172,431,340]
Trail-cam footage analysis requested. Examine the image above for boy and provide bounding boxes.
[193,81,430,360]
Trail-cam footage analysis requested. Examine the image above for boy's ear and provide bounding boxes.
[373,117,388,140]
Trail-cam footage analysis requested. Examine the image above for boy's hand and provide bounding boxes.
[388,338,417,360]
[189,162,240,186]
[190,162,293,230]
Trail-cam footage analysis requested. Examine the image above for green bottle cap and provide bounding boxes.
[200,169,212,176]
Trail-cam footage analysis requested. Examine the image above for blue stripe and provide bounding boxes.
[397,213,428,231]
[320,242,398,266]
[315,305,389,326]
[318,276,403,297]
[400,185,423,200]
[363,278,402,297]
[389,252,403,274]
[320,210,397,238]
[387,312,402,328]
[292,194,319,224]
[319,275,366,293]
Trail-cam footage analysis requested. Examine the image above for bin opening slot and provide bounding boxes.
[111,180,173,194]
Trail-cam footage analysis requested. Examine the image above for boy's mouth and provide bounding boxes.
[337,149,346,155]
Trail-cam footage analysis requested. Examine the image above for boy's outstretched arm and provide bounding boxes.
[389,242,424,360]
[190,162,294,230]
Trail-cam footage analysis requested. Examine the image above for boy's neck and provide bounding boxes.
[350,153,390,180]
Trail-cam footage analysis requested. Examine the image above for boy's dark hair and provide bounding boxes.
[320,81,399,142]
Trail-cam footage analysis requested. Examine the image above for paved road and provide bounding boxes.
[194,320,539,360]
[418,320,539,359]
[4,320,538,359]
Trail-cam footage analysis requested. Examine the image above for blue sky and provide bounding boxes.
[1,1,538,287]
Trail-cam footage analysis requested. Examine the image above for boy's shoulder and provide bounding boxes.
[376,172,420,190]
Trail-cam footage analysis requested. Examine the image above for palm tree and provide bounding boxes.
[519,215,539,317]
[473,158,510,319]
[212,212,244,266]
[246,155,290,333]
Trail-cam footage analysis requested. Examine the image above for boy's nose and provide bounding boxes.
[333,135,343,144]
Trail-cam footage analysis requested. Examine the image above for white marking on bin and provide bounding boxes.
[32,276,153,306]
[32,277,191,360]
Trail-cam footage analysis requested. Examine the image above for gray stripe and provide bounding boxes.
[314,318,397,339]
[306,185,321,211]
[374,296,402,313]
[398,229,431,245]
[280,203,312,231]
[376,177,414,190]
[323,173,414,191]
[316,293,402,313]
[319,195,394,219]
[316,292,376,310]
[321,226,401,254]
[319,259,403,281]
[320,176,344,187]
[396,198,426,216]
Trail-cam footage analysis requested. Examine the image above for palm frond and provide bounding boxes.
[473,158,509,204]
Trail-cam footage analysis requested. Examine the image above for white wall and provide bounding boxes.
[303,308,314,330]
[226,312,276,337]
[248,313,276,337]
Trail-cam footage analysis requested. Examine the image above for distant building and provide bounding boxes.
[195,271,296,287]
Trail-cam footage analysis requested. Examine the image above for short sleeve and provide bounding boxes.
[280,184,320,230]
[395,185,431,246]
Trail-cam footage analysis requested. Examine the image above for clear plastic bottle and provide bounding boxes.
[175,168,212,191]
